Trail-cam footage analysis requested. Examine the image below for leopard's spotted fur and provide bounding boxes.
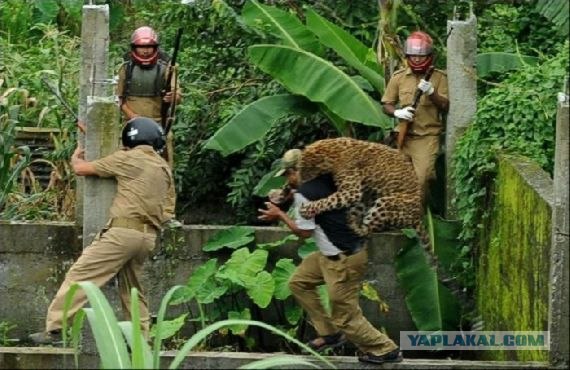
[295,138,472,308]
[298,137,423,237]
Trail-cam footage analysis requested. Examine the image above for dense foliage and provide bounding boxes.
[1,0,568,229]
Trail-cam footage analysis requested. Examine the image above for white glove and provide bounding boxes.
[393,106,415,121]
[418,79,434,95]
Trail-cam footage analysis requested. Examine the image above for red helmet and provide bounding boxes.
[130,26,159,65]
[404,31,434,73]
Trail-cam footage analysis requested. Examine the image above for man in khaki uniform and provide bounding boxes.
[258,150,402,365]
[382,31,449,199]
[117,26,182,226]
[30,117,173,345]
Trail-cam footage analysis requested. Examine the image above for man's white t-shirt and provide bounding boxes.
[292,192,342,256]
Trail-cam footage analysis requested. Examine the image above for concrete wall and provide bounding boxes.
[0,223,415,347]
[477,155,553,362]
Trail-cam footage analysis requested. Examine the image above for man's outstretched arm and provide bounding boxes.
[71,146,97,177]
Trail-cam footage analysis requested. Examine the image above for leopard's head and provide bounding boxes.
[298,148,333,183]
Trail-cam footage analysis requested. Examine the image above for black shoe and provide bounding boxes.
[358,348,403,364]
[29,330,63,345]
[304,332,347,353]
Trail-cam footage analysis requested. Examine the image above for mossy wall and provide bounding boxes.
[477,155,553,362]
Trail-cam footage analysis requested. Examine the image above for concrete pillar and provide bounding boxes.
[549,100,569,367]
[82,100,120,247]
[77,5,121,247]
[445,13,477,218]
[75,5,112,230]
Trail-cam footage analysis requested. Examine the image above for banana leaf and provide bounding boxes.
[476,52,538,78]
[204,94,317,156]
[535,0,569,37]
[241,0,322,54]
[395,231,461,332]
[305,7,384,92]
[249,44,390,128]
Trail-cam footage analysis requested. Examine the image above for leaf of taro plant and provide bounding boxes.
[202,226,255,252]
[244,271,275,308]
[227,308,252,336]
[257,234,298,251]
[149,313,188,341]
[297,238,318,259]
[284,299,303,325]
[217,248,269,286]
[272,258,297,300]
[170,259,220,305]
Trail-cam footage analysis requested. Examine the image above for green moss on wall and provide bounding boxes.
[477,155,552,362]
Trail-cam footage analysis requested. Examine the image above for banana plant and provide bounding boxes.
[204,0,391,157]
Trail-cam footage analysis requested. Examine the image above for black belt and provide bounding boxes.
[326,244,365,261]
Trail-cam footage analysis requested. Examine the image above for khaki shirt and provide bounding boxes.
[116,62,178,123]
[92,145,173,229]
[381,67,448,136]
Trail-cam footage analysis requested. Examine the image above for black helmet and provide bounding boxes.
[122,117,165,151]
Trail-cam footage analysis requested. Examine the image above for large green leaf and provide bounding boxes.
[476,52,538,78]
[257,234,298,251]
[118,321,152,369]
[170,259,220,305]
[244,271,275,308]
[241,0,322,54]
[395,235,460,331]
[217,248,269,286]
[272,258,296,300]
[248,44,390,128]
[204,94,316,156]
[305,7,384,92]
[284,299,303,325]
[150,313,188,341]
[202,226,255,251]
[227,308,252,335]
[253,169,287,197]
[63,282,131,369]
[535,0,569,37]
[297,238,318,259]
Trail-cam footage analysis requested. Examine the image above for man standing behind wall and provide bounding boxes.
[258,149,403,365]
[381,31,449,201]
[117,26,182,227]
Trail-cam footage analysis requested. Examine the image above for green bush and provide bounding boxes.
[452,41,569,288]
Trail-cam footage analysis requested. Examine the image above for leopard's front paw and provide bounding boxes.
[299,203,317,218]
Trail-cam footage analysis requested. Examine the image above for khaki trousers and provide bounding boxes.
[163,131,176,219]
[289,249,398,356]
[401,135,440,199]
[45,227,156,337]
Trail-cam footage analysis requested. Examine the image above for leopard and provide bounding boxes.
[297,137,424,238]
[295,137,471,307]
